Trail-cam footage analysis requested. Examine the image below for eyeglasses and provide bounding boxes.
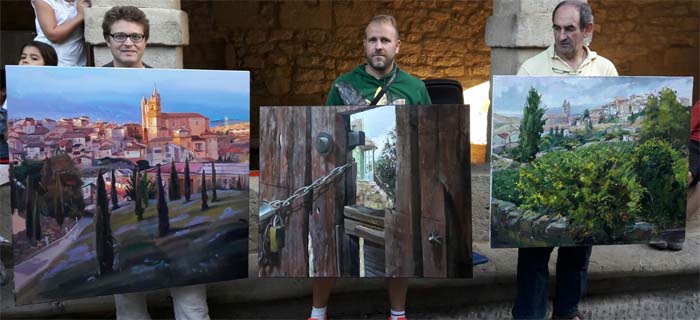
[109,33,145,43]
[551,67,582,75]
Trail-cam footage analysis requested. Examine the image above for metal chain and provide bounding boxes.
[259,160,355,266]
[264,159,355,213]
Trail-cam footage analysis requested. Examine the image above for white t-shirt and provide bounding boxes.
[31,0,86,66]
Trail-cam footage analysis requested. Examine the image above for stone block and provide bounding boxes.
[85,7,189,46]
[93,45,183,69]
[489,48,543,75]
[211,1,270,29]
[279,1,331,30]
[90,0,180,9]
[485,14,553,48]
[493,0,564,16]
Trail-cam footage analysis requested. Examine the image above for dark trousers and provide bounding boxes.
[511,246,592,320]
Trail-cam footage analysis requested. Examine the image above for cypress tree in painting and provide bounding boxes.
[31,189,41,242]
[111,169,119,210]
[184,158,191,202]
[54,172,64,226]
[201,171,209,211]
[9,163,16,211]
[141,170,149,208]
[135,169,144,221]
[156,164,170,237]
[25,176,34,241]
[211,162,217,202]
[170,160,180,200]
[95,170,114,275]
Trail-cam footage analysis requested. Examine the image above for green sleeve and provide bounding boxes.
[325,81,344,106]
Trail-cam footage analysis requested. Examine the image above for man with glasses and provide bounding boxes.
[102,5,149,68]
[101,6,210,320]
[513,1,617,319]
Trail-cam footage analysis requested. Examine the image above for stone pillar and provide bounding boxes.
[485,0,568,75]
[84,0,189,69]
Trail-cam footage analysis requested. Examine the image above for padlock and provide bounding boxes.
[269,215,285,253]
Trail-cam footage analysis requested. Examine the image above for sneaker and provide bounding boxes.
[308,317,327,320]
[649,241,668,250]
[388,317,407,320]
[667,240,684,251]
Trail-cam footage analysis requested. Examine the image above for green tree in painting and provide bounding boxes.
[211,162,218,202]
[134,168,144,221]
[639,88,691,148]
[170,160,180,201]
[632,139,686,228]
[95,170,114,275]
[201,171,209,211]
[184,158,191,202]
[156,164,170,237]
[375,127,397,198]
[25,175,41,242]
[54,172,64,226]
[519,87,546,162]
[111,169,119,210]
[141,170,150,208]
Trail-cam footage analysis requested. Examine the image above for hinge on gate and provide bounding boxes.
[347,130,365,151]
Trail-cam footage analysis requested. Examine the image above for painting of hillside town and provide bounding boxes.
[5,66,250,305]
[490,76,693,248]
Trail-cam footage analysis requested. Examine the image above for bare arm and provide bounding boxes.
[34,0,89,43]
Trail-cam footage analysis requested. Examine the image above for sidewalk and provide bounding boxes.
[1,169,698,318]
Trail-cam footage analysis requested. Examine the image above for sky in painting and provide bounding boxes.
[6,66,250,124]
[350,105,395,159]
[492,76,694,117]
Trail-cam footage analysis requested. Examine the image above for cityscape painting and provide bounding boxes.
[490,76,694,248]
[5,66,250,305]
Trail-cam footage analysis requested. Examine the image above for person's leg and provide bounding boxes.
[512,247,554,320]
[170,284,210,320]
[310,278,336,319]
[114,292,151,320]
[386,277,408,319]
[552,246,592,319]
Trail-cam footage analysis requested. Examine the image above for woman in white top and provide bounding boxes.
[32,0,90,66]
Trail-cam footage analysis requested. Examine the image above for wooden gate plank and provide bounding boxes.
[309,106,345,276]
[418,106,447,277]
[385,106,419,277]
[259,106,310,277]
[439,105,472,278]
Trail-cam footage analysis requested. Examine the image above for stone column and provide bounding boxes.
[84,0,189,68]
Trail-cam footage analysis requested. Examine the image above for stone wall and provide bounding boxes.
[181,0,493,142]
[589,0,699,97]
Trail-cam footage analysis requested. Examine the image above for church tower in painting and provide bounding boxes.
[141,85,163,143]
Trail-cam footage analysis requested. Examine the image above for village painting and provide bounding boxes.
[490,76,693,248]
[5,66,250,305]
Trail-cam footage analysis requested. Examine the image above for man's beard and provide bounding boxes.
[367,55,394,73]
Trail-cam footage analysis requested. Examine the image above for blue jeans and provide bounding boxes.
[512,246,592,320]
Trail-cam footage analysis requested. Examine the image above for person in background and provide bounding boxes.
[514,1,617,319]
[2,41,59,163]
[100,6,210,320]
[313,14,431,320]
[19,40,60,67]
[1,39,59,285]
[31,0,90,66]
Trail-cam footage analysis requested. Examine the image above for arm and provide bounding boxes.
[34,0,88,43]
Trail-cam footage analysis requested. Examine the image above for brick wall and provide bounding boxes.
[589,0,699,98]
[181,0,493,142]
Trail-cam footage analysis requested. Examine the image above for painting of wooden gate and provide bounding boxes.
[258,105,472,278]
